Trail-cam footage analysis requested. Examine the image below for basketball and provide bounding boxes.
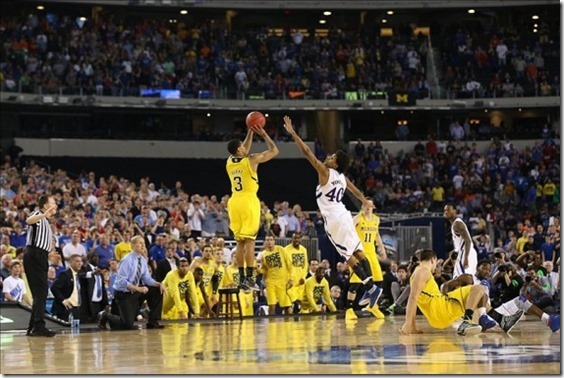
[246,111,266,129]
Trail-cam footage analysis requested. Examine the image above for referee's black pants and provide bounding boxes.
[23,246,49,331]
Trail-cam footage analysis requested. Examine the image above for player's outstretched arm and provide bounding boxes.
[249,126,279,164]
[400,267,427,335]
[283,115,328,183]
[241,127,255,154]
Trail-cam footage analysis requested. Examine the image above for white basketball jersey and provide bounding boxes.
[451,217,478,278]
[316,168,362,258]
[316,169,347,215]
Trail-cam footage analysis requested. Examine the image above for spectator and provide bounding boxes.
[50,254,84,322]
[62,230,87,261]
[2,261,32,305]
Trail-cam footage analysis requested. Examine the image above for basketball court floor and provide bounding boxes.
[1,315,560,374]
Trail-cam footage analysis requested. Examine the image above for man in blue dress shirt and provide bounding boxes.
[98,236,166,330]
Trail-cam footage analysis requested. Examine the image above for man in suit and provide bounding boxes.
[154,245,179,282]
[50,254,84,321]
[80,252,108,322]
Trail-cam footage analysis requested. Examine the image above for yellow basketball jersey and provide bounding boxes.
[200,260,216,297]
[226,156,259,196]
[224,265,240,287]
[355,213,379,254]
[411,266,465,329]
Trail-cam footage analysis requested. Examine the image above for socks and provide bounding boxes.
[351,263,374,290]
[347,300,355,309]
[360,258,373,277]
[477,307,487,317]
[464,309,474,321]
[238,267,245,283]
[246,267,254,280]
[542,313,550,325]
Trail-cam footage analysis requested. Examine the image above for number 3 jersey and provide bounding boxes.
[226,155,259,196]
[316,168,362,258]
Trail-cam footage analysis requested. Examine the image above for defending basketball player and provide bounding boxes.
[283,115,381,310]
[226,125,279,290]
[444,203,477,278]
[400,249,488,336]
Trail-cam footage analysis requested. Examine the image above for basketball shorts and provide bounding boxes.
[228,195,260,240]
[424,285,472,329]
[323,211,363,259]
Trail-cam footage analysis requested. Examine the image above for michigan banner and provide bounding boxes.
[388,91,416,106]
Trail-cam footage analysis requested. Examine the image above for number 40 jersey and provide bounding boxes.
[316,168,348,215]
[316,168,362,258]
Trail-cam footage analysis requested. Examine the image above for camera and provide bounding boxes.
[497,265,507,273]
[525,276,533,283]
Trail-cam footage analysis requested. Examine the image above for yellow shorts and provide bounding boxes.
[265,282,292,308]
[349,250,383,283]
[424,286,471,329]
[228,195,260,240]
[287,283,305,303]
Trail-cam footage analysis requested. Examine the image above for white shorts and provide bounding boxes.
[323,211,362,259]
[453,249,478,278]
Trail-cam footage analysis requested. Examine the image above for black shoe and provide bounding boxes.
[26,326,33,336]
[241,278,260,292]
[97,311,108,330]
[29,328,56,337]
[146,322,165,329]
[293,300,302,314]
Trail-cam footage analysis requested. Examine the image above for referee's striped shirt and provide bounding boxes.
[26,210,53,252]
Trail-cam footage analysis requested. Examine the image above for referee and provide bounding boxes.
[24,194,58,337]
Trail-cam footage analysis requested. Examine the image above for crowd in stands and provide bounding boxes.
[438,19,560,98]
[0,9,554,101]
[0,11,430,100]
[348,134,560,227]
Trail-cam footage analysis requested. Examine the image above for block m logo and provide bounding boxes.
[395,93,409,103]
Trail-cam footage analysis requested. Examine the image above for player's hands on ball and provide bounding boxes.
[250,125,267,137]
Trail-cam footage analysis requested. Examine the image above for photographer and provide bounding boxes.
[491,249,506,277]
[522,265,554,311]
[491,263,522,308]
[516,250,546,276]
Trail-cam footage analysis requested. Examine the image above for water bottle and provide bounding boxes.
[69,313,80,331]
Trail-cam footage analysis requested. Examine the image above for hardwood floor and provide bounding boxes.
[1,314,560,374]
